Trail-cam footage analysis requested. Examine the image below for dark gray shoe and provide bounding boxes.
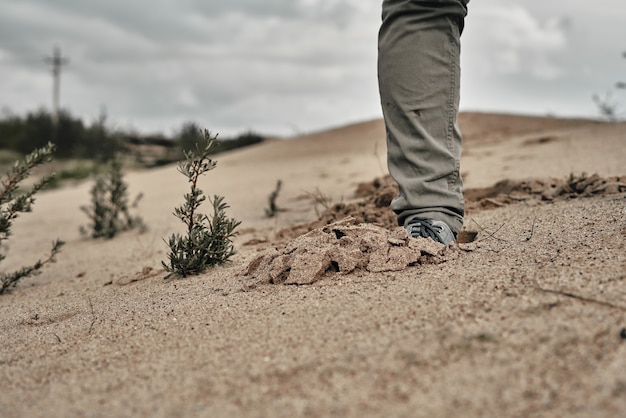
[405,218,456,246]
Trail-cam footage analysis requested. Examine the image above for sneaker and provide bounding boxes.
[405,218,456,246]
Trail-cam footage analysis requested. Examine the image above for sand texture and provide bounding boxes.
[1,112,625,417]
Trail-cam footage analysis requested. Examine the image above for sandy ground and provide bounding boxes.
[1,112,625,417]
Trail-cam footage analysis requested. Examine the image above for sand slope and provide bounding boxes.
[1,113,625,417]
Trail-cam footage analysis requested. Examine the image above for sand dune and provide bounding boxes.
[1,113,625,417]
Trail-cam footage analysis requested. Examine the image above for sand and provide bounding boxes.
[1,112,625,417]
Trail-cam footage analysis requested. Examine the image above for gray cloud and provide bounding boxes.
[0,0,624,135]
[0,0,379,135]
[461,0,626,117]
[464,5,569,79]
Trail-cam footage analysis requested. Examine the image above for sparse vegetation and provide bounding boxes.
[593,91,619,122]
[305,188,334,218]
[265,180,285,218]
[56,161,101,182]
[80,156,146,239]
[45,161,102,189]
[593,51,626,121]
[0,143,64,294]
[567,171,588,184]
[162,130,241,278]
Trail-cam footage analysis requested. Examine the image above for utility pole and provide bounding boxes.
[45,46,68,125]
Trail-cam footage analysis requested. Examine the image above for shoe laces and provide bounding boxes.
[407,218,445,243]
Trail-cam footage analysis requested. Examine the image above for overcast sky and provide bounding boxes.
[1,0,625,136]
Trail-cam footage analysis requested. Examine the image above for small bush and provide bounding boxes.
[265,180,285,218]
[305,188,334,218]
[593,91,619,121]
[80,156,146,239]
[162,130,241,278]
[0,143,64,294]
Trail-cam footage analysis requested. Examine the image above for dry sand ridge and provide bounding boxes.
[1,113,625,417]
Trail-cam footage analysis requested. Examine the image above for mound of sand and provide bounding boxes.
[246,217,453,285]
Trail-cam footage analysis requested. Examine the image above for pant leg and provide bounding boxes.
[378,0,468,235]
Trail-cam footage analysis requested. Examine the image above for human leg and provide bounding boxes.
[378,0,468,239]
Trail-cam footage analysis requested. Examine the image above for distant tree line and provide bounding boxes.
[170,121,264,163]
[0,109,121,161]
[0,108,265,165]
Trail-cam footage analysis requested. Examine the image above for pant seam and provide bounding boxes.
[446,21,457,189]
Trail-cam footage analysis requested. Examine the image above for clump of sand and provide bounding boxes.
[274,173,626,245]
[464,173,626,210]
[245,217,457,285]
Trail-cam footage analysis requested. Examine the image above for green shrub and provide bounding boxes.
[0,143,64,294]
[80,156,146,239]
[162,130,241,278]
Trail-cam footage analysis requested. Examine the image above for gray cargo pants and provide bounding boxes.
[378,0,468,235]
